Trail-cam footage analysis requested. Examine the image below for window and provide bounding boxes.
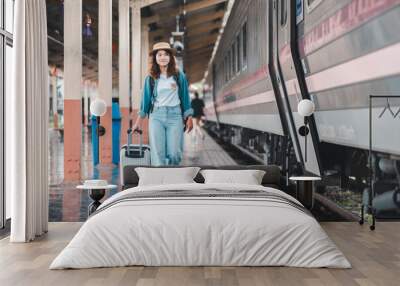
[0,35,3,230]
[231,47,235,79]
[5,0,14,33]
[4,42,12,222]
[280,0,287,26]
[224,55,228,82]
[1,0,14,229]
[236,34,241,74]
[231,44,236,76]
[227,50,231,80]
[223,56,226,82]
[242,22,247,70]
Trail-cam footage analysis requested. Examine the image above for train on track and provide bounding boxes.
[199,0,400,218]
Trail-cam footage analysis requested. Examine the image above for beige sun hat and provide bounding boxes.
[149,42,176,56]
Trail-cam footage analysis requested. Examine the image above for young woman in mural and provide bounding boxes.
[133,42,193,166]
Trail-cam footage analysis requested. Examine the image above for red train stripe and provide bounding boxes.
[280,0,400,63]
[211,0,400,111]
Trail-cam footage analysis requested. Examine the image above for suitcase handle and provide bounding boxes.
[127,128,143,157]
[127,128,143,135]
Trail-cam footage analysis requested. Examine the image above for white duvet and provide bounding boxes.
[50,183,351,269]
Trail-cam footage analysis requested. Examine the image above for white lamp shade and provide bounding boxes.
[90,99,107,117]
[297,99,315,117]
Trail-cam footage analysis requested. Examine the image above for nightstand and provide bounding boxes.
[77,183,117,215]
[289,176,321,209]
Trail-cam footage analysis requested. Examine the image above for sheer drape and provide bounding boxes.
[10,0,49,242]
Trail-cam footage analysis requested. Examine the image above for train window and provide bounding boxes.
[236,34,241,74]
[225,52,228,79]
[232,43,236,76]
[280,0,287,26]
[224,56,228,83]
[231,44,236,78]
[223,57,225,83]
[228,50,232,80]
[242,22,247,70]
[306,0,322,12]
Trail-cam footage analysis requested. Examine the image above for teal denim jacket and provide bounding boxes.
[138,71,194,119]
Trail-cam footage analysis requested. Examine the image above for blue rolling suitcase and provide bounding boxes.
[119,128,151,185]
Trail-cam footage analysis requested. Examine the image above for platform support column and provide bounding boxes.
[98,0,113,163]
[141,24,149,89]
[63,0,82,180]
[131,1,149,144]
[119,0,130,146]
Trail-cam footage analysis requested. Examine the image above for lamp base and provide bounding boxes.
[298,125,309,136]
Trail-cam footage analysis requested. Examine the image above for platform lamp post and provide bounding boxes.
[297,99,315,163]
[90,99,107,165]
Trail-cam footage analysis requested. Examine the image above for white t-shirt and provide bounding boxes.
[154,74,180,107]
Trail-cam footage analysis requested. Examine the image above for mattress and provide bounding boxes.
[50,183,351,269]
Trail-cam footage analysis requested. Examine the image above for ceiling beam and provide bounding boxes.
[129,0,164,8]
[187,34,218,50]
[185,67,209,78]
[186,64,209,71]
[147,7,182,24]
[143,14,160,25]
[143,0,225,26]
[184,0,227,14]
[186,62,209,70]
[185,57,212,67]
[185,10,225,28]
[186,68,207,79]
[141,0,164,7]
[151,35,169,43]
[185,48,214,58]
[149,28,166,38]
[188,33,218,45]
[187,70,207,80]
[151,22,220,43]
[186,51,212,60]
[186,71,206,83]
[185,51,213,62]
[186,43,215,54]
[186,21,221,37]
[185,60,210,70]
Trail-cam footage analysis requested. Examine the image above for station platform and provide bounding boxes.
[48,127,237,222]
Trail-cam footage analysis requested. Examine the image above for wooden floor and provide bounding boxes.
[0,222,399,286]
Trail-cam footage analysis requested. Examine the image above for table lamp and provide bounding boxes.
[297,99,315,162]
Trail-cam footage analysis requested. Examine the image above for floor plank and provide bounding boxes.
[0,222,399,286]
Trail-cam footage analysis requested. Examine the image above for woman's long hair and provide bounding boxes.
[149,49,178,79]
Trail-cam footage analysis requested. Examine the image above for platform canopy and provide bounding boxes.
[46,0,228,84]
[144,0,228,82]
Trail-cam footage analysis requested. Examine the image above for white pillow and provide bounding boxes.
[135,167,201,186]
[200,169,266,185]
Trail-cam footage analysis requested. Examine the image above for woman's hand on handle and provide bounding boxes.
[132,116,143,133]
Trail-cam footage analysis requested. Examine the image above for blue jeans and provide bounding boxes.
[149,105,184,166]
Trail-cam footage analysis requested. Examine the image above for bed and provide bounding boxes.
[50,165,351,269]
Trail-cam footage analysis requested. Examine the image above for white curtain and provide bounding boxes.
[9,0,49,242]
